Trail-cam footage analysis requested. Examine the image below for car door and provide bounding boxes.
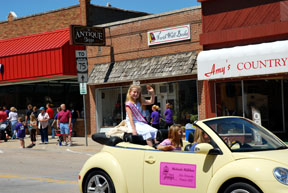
[143,150,215,193]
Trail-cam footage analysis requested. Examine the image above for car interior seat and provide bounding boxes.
[92,133,123,146]
[184,131,194,151]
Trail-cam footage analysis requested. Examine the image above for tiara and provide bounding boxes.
[133,80,140,86]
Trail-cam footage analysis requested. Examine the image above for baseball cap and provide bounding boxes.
[39,107,45,110]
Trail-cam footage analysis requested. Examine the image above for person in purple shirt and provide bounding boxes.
[51,107,61,136]
[150,105,160,129]
[15,117,26,148]
[3,106,10,117]
[164,103,173,129]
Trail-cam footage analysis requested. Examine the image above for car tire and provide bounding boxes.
[83,170,115,193]
[224,182,261,193]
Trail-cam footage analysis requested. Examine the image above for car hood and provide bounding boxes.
[232,149,288,166]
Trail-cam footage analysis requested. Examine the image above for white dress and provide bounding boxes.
[126,102,157,140]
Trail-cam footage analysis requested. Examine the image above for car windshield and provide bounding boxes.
[203,117,287,152]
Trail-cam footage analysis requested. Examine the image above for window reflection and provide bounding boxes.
[216,81,243,116]
[97,80,198,130]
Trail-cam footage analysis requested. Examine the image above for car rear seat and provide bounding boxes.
[92,129,169,147]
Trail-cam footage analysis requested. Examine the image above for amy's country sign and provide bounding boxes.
[147,24,190,46]
[70,25,105,46]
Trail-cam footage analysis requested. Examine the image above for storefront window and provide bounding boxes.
[97,88,122,128]
[244,80,283,133]
[216,80,285,134]
[216,81,243,116]
[96,80,198,130]
[0,81,82,116]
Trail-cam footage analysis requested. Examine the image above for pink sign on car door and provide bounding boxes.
[160,162,197,188]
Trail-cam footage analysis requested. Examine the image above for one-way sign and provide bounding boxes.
[78,73,88,83]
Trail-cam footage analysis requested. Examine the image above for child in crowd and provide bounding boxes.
[52,107,61,138]
[150,105,160,129]
[164,103,173,129]
[157,125,183,151]
[27,114,37,148]
[190,127,211,152]
[15,117,26,148]
[125,84,158,146]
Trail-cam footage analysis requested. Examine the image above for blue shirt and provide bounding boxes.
[190,142,198,152]
[15,122,26,138]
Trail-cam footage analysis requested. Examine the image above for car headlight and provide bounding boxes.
[273,167,288,185]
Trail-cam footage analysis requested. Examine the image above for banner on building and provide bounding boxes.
[197,40,288,80]
[147,24,190,46]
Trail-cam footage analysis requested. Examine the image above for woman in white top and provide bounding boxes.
[7,107,18,139]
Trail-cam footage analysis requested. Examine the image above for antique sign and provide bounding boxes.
[70,25,105,46]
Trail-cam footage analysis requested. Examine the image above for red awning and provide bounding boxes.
[0,28,84,84]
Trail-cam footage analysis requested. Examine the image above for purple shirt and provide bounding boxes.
[15,122,26,138]
[4,110,10,117]
[160,139,181,151]
[164,109,173,124]
[151,111,160,125]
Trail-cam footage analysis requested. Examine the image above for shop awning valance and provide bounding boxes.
[88,51,197,85]
[0,28,84,85]
[197,40,288,80]
[0,28,70,57]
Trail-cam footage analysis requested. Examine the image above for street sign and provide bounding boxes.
[78,73,88,83]
[80,83,87,95]
[76,60,88,73]
[75,50,87,58]
[76,50,88,83]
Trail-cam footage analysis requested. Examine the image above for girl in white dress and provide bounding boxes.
[125,84,157,146]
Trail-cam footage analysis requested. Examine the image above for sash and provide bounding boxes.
[126,101,147,124]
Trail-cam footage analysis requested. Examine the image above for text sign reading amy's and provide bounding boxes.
[197,40,288,80]
[160,162,196,188]
[148,24,190,46]
[70,25,105,46]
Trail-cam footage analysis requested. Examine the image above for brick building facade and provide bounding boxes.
[0,0,148,40]
[197,0,288,139]
[0,0,149,137]
[86,6,202,134]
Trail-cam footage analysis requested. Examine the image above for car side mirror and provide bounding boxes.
[194,143,214,154]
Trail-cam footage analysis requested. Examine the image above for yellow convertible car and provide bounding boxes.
[78,117,288,193]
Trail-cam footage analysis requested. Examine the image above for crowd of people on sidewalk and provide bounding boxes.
[0,103,79,148]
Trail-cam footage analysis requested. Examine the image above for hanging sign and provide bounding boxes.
[70,25,105,46]
[147,24,190,46]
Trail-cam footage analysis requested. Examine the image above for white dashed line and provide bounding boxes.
[0,150,4,154]
[66,148,92,156]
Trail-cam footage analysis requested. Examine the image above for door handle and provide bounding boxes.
[145,157,156,164]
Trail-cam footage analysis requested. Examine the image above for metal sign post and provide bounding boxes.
[76,50,88,146]
[83,92,88,147]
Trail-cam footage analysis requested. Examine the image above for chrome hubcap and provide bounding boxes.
[231,189,250,193]
[87,174,110,193]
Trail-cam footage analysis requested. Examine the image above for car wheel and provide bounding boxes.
[224,182,260,193]
[84,170,115,193]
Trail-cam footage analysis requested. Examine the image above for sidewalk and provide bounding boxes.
[0,135,103,153]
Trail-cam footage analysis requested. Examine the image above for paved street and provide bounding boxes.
[0,137,103,193]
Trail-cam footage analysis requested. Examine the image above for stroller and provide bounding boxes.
[55,128,64,145]
[55,124,73,146]
[0,121,10,142]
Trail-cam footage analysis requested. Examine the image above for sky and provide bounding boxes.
[0,0,200,22]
